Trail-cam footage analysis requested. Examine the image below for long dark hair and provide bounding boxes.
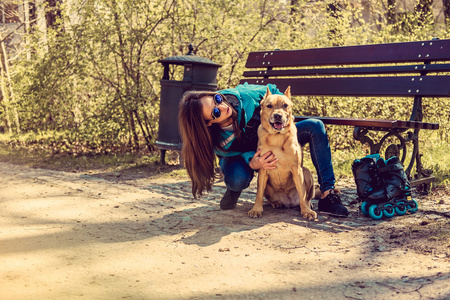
[179,90,239,198]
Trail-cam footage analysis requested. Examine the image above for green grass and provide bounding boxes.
[0,142,187,181]
[0,134,448,187]
[304,141,449,187]
[419,142,450,186]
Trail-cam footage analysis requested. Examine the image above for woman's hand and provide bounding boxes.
[249,148,278,170]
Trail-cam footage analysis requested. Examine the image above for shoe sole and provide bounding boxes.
[220,204,237,210]
[318,210,348,217]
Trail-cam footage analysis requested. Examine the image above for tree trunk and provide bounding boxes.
[327,2,342,46]
[22,0,31,60]
[386,0,396,24]
[0,71,12,134]
[443,0,450,25]
[129,111,140,151]
[35,0,48,52]
[0,32,20,133]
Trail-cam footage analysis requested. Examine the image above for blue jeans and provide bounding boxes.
[219,118,336,193]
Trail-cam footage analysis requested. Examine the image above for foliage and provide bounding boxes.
[0,0,448,180]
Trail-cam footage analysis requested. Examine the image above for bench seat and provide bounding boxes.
[294,116,439,131]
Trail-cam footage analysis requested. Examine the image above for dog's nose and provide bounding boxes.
[273,113,282,121]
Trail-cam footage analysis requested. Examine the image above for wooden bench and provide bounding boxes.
[240,38,450,192]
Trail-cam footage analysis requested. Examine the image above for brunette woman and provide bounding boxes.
[178,83,348,217]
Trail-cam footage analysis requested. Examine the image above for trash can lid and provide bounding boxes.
[158,44,221,67]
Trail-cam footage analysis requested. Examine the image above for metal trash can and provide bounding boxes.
[156,44,221,164]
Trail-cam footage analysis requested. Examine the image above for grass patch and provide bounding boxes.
[0,142,187,181]
[420,142,450,186]
[0,135,447,187]
[328,142,450,187]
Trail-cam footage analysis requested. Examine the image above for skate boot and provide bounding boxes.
[378,156,418,216]
[352,153,387,218]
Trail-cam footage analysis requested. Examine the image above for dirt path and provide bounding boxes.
[0,161,449,300]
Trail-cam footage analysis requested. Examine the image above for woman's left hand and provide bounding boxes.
[249,148,278,170]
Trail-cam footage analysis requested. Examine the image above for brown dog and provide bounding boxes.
[248,86,317,220]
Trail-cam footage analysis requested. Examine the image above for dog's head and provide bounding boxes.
[260,86,293,134]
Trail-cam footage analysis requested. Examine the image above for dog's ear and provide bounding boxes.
[265,86,272,97]
[284,86,291,98]
[261,86,272,106]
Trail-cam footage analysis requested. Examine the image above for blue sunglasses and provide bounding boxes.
[211,94,224,120]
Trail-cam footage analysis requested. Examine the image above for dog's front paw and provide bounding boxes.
[301,210,317,221]
[248,206,263,218]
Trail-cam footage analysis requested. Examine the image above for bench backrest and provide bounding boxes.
[240,39,450,98]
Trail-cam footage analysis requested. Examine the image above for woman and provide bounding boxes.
[178,83,348,217]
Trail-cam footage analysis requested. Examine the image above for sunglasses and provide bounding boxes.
[211,93,225,120]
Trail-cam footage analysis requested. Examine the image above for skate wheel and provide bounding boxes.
[360,202,369,216]
[368,204,383,220]
[395,201,407,216]
[382,204,395,218]
[406,199,419,213]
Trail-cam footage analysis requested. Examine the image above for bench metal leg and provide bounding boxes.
[401,94,434,193]
[406,129,434,194]
[353,127,407,162]
[353,126,434,194]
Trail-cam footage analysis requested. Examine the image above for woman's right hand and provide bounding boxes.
[249,148,278,170]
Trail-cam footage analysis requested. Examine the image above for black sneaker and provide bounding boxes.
[220,189,241,210]
[318,190,349,217]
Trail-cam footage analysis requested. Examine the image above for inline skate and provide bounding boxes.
[352,154,418,220]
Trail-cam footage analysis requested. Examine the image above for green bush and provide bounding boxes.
[0,0,448,184]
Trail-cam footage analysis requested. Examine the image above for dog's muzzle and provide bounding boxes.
[270,113,287,131]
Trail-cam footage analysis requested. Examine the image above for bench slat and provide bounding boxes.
[396,120,440,129]
[242,63,450,78]
[240,75,450,97]
[245,39,450,68]
[294,116,439,130]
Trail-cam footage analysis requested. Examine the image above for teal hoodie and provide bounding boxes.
[215,82,282,164]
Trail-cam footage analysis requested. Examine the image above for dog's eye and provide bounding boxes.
[283,103,288,108]
[267,104,272,108]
